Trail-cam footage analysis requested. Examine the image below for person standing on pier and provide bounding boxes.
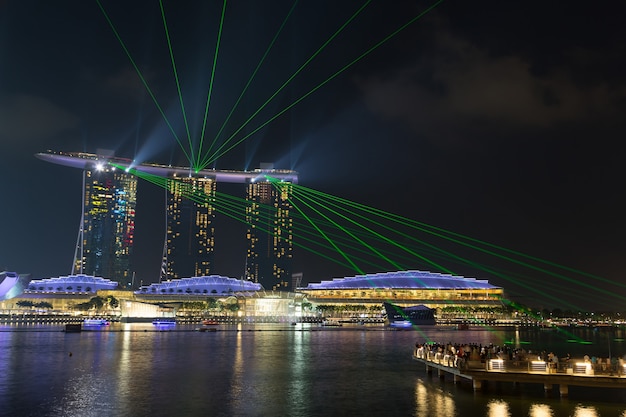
[552,353,559,373]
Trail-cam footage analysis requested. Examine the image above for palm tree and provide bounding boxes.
[90,296,104,310]
[106,295,119,309]
[36,301,53,310]
[17,300,34,308]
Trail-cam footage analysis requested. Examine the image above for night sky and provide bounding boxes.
[1,1,625,310]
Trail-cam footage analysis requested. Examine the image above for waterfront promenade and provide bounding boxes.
[413,343,626,396]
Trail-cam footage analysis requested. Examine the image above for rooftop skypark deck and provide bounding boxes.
[35,150,299,183]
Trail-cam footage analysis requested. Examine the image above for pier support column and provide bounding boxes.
[425,364,432,374]
[438,368,445,378]
[559,385,568,397]
[472,379,482,391]
[544,383,552,392]
[453,375,461,384]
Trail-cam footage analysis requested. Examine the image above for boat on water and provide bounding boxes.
[83,318,110,326]
[152,319,176,326]
[383,302,436,327]
[389,319,413,329]
[321,320,342,327]
[202,319,220,326]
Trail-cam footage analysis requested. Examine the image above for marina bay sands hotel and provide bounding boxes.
[36,150,298,292]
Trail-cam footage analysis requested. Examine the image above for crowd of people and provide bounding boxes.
[414,341,626,375]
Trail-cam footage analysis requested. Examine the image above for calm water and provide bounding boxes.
[1,323,626,417]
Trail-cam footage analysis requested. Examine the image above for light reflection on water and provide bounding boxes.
[116,327,132,414]
[230,325,244,407]
[487,399,510,417]
[529,403,553,417]
[1,325,626,416]
[572,405,599,417]
[286,329,311,416]
[414,379,456,416]
[0,331,15,400]
[54,373,108,417]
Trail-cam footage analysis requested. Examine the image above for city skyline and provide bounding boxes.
[1,1,626,310]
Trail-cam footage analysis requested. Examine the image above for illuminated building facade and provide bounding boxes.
[298,270,504,309]
[76,167,137,283]
[245,179,294,291]
[164,176,216,279]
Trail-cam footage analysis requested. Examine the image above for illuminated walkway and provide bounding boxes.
[413,346,626,397]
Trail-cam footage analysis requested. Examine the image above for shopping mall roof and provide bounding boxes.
[299,270,501,290]
[136,276,262,295]
[27,274,118,292]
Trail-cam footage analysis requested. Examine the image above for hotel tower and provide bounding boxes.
[245,179,293,291]
[74,160,137,284]
[163,176,216,280]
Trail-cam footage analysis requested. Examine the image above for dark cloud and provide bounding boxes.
[103,67,157,101]
[356,28,626,148]
[0,94,79,145]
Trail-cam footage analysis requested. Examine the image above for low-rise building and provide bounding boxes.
[298,270,504,310]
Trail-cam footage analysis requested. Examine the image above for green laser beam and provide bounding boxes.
[410,220,625,290]
[272,181,489,319]
[199,0,373,168]
[289,190,364,274]
[96,0,193,166]
[200,0,299,167]
[302,182,622,290]
[159,0,195,168]
[281,182,403,271]
[287,182,626,299]
[287,181,454,274]
[198,0,228,171]
[201,0,444,167]
[280,181,604,310]
[213,198,387,271]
